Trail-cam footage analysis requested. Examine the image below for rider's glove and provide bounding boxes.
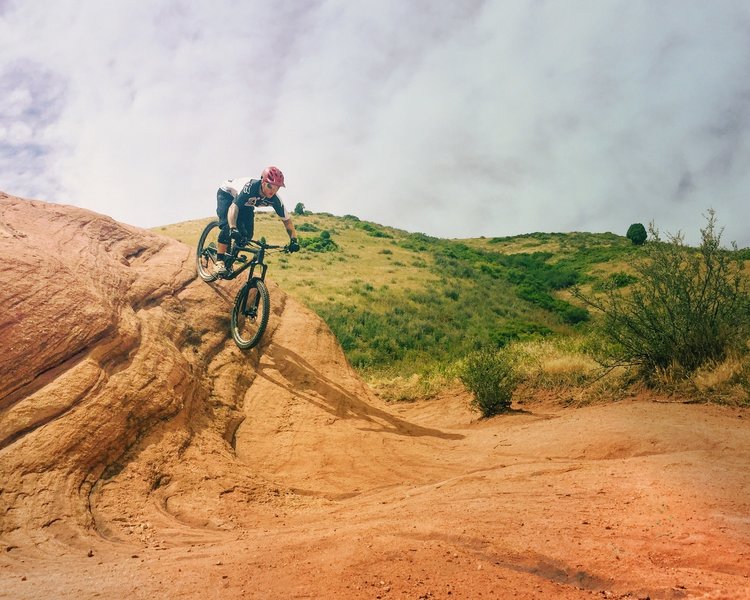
[288,238,300,253]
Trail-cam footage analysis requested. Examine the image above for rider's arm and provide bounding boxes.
[271,196,296,240]
[282,217,297,240]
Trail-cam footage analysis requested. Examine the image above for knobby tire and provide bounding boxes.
[196,220,221,282]
[231,279,270,349]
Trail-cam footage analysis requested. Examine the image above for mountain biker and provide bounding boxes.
[214,166,299,277]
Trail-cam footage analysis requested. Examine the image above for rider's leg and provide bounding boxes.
[216,190,234,264]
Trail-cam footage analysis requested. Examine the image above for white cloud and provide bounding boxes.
[1,87,32,118]
[1,0,749,246]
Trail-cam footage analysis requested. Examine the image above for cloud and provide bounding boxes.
[0,57,67,200]
[1,0,749,246]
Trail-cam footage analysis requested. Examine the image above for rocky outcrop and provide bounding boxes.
[0,192,429,554]
[0,193,274,549]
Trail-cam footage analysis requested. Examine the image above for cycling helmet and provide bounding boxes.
[261,166,285,188]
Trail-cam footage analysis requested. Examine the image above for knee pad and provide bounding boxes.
[218,226,231,245]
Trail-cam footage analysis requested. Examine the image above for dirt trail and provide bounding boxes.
[1,194,748,599]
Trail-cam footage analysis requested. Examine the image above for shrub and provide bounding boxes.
[399,232,438,251]
[357,221,393,238]
[459,348,517,417]
[299,231,339,252]
[577,210,750,378]
[294,202,305,215]
[500,252,589,323]
[516,285,589,324]
[626,223,647,245]
[489,320,552,347]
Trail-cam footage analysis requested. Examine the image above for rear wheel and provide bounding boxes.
[196,220,221,282]
[231,279,270,349]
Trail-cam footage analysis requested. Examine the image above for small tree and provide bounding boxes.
[294,202,305,216]
[626,223,647,245]
[577,210,750,378]
[459,348,517,417]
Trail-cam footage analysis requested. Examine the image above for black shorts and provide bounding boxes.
[216,189,255,244]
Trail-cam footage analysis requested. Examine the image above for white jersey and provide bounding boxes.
[220,177,253,197]
[219,177,290,221]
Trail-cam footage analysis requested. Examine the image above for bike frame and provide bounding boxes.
[197,222,291,349]
[221,240,283,282]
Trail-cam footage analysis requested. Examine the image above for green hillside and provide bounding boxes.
[157,212,641,382]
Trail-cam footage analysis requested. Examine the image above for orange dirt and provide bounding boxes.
[1,193,748,599]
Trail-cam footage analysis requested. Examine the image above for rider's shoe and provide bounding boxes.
[214,261,230,278]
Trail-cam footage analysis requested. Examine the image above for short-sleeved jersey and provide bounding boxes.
[219,177,290,221]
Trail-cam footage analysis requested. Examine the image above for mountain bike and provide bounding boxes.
[196,220,290,349]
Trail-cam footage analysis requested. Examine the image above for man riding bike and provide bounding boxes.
[214,166,299,277]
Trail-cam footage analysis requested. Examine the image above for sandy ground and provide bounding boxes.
[1,194,749,599]
[3,394,749,600]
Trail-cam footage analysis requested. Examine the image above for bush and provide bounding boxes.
[489,320,552,347]
[459,348,517,417]
[626,223,647,245]
[294,202,305,215]
[357,221,393,238]
[299,231,339,252]
[578,210,750,378]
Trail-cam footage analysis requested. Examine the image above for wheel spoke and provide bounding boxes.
[231,281,270,349]
[196,221,221,282]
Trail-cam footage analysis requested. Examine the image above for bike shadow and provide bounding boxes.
[255,343,464,441]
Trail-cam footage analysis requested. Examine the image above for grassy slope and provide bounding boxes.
[156,212,640,378]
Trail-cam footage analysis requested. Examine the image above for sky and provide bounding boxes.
[1,1,750,247]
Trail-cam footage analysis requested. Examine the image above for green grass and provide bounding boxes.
[158,212,646,379]
[156,211,750,407]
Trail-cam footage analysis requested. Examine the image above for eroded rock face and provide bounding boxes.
[0,193,278,547]
[0,192,437,555]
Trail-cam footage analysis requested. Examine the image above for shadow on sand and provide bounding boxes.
[255,343,464,441]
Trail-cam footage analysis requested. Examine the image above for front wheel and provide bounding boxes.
[196,220,221,282]
[231,279,270,349]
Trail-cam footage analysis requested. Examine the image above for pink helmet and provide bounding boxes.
[261,166,285,188]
